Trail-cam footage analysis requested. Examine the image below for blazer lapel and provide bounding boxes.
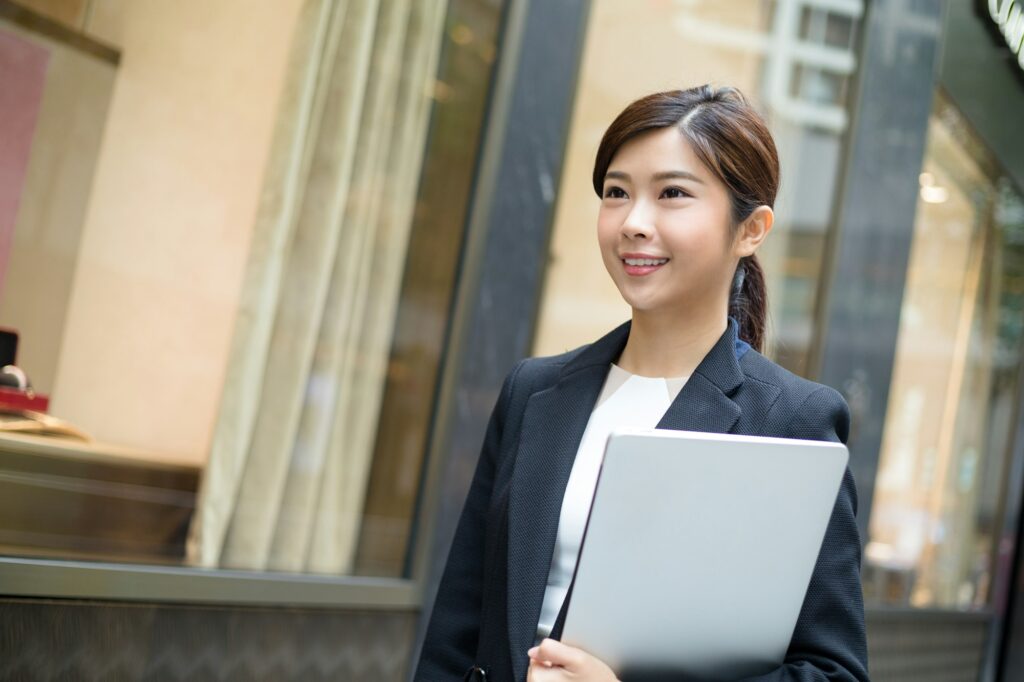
[506,322,630,681]
[656,318,744,433]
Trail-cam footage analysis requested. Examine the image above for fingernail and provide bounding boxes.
[527,646,538,657]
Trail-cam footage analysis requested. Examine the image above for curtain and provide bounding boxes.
[187,0,448,574]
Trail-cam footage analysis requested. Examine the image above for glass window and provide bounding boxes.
[532,0,864,378]
[863,92,1024,610]
[0,0,505,580]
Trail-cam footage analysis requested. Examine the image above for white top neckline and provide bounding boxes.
[598,363,689,408]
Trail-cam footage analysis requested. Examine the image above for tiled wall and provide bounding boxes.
[0,599,417,681]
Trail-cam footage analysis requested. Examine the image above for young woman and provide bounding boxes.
[416,85,868,682]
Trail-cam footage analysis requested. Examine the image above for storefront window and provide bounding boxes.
[863,93,1024,609]
[0,0,504,580]
[532,0,863,377]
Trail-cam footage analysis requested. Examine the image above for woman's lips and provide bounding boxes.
[622,258,668,276]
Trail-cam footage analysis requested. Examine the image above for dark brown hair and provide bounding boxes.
[592,85,778,352]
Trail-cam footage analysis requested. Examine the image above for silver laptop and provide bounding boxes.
[560,429,848,680]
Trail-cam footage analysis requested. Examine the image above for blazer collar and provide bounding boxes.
[506,319,747,679]
[559,317,748,394]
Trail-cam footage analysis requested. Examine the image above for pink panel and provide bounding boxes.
[0,30,50,302]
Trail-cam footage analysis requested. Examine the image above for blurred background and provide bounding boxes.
[0,0,1023,680]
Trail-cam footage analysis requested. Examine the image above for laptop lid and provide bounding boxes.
[560,429,848,679]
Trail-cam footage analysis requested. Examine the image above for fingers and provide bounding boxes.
[527,650,554,667]
[527,640,621,682]
[526,662,560,682]
[526,658,560,682]
[530,638,586,669]
[526,645,568,682]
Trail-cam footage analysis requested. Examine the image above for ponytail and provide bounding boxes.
[729,254,767,352]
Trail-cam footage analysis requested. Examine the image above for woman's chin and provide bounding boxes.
[622,298,666,316]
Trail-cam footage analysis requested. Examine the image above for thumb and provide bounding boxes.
[533,638,586,669]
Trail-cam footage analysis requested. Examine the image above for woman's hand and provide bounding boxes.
[526,638,620,681]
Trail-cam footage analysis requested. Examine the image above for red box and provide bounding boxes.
[0,386,49,413]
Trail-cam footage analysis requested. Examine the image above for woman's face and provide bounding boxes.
[597,127,740,317]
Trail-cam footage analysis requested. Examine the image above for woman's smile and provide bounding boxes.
[621,252,669,276]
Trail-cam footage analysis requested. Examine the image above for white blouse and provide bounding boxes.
[535,363,688,640]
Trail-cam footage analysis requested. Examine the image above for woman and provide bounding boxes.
[416,85,868,682]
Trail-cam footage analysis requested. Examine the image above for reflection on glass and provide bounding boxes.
[0,0,505,579]
[864,93,1024,610]
[356,0,507,578]
[532,0,863,377]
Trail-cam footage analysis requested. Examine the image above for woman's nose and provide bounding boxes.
[622,202,654,239]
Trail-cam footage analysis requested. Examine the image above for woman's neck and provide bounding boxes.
[616,307,728,379]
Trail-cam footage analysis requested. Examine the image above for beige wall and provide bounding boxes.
[49,0,304,465]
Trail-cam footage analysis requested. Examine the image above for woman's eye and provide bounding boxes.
[661,186,690,199]
[603,186,627,199]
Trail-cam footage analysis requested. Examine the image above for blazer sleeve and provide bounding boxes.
[737,385,870,682]
[621,386,869,682]
[414,360,525,680]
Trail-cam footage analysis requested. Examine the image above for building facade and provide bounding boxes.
[1,0,1023,680]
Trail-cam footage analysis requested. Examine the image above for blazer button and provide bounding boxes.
[463,665,488,681]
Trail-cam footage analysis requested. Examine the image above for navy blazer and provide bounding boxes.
[416,320,869,681]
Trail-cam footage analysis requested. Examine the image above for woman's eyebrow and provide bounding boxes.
[652,170,704,184]
[604,170,704,184]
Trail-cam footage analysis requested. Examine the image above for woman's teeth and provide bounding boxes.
[624,258,668,266]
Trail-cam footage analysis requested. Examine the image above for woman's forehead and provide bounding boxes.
[605,128,708,180]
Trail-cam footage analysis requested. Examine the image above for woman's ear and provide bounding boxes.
[734,205,774,257]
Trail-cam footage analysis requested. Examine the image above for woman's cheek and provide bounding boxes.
[670,223,728,263]
[597,231,623,272]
